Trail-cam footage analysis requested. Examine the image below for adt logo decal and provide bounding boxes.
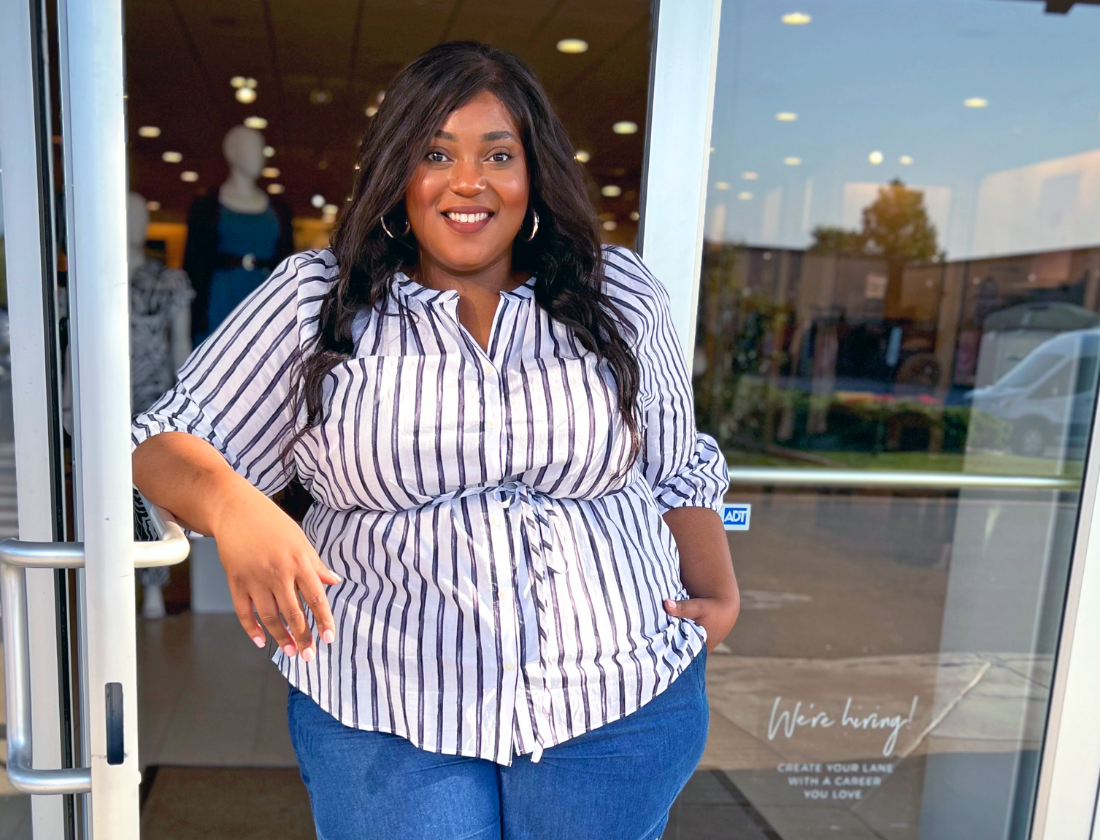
[722,504,751,531]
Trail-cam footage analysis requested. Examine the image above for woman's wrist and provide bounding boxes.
[206,470,263,538]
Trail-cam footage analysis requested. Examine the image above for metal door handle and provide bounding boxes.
[0,508,189,794]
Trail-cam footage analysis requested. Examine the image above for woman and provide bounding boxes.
[132,41,739,840]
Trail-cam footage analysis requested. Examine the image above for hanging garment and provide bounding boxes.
[129,258,194,414]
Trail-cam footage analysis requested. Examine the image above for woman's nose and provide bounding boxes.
[450,158,485,195]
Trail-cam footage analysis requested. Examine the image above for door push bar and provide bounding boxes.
[0,507,189,795]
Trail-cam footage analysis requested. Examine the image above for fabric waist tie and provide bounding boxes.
[420,478,562,763]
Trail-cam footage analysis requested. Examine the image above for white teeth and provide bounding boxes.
[446,211,489,223]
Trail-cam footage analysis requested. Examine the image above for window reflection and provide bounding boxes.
[686,1,1100,838]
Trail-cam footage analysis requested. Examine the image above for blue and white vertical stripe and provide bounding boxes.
[132,245,729,765]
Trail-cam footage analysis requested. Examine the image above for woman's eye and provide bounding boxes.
[426,151,448,163]
[489,152,512,163]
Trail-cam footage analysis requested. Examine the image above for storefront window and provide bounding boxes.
[687,1,1100,837]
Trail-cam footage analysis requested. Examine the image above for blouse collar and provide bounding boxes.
[392,270,537,305]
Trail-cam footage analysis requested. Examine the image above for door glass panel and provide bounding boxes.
[687,1,1100,838]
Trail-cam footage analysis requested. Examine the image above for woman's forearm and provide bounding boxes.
[662,506,740,648]
[664,507,738,601]
[132,431,261,537]
[134,430,341,658]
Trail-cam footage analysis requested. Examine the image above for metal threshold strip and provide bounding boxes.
[727,467,1080,491]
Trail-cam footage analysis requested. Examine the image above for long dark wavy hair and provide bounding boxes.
[287,41,642,474]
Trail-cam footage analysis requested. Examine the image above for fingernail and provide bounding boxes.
[323,629,335,644]
[283,644,297,657]
[252,636,266,649]
[302,647,315,663]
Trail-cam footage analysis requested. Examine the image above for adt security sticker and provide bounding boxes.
[722,503,751,531]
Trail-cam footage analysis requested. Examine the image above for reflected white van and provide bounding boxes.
[969,328,1100,458]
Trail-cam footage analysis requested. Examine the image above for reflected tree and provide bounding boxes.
[808,225,865,256]
[861,179,939,314]
[809,179,939,316]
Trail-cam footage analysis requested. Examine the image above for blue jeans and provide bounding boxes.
[287,647,709,840]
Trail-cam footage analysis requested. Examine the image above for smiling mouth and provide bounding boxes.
[442,210,493,224]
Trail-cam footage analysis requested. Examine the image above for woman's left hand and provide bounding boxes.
[664,595,740,652]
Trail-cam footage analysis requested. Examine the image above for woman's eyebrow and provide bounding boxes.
[432,129,517,142]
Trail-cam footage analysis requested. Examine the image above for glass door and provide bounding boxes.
[644,0,1100,838]
[0,1,189,837]
[5,0,662,837]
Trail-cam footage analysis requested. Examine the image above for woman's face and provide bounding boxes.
[405,91,530,276]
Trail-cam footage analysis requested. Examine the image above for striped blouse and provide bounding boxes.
[132,244,729,765]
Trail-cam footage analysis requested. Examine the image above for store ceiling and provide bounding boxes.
[125,0,652,234]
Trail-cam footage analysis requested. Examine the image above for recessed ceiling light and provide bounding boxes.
[231,76,247,89]
[244,116,268,129]
[602,220,618,231]
[738,191,753,200]
[180,171,199,182]
[236,88,257,104]
[138,126,160,138]
[899,155,914,165]
[146,200,160,211]
[868,150,884,165]
[322,203,338,215]
[311,194,325,208]
[365,105,378,117]
[715,182,730,190]
[612,121,638,135]
[782,12,812,24]
[629,211,640,221]
[263,145,275,158]
[776,112,797,122]
[261,167,280,178]
[557,38,589,54]
[964,97,988,108]
[783,156,802,165]
[161,151,182,163]
[574,149,591,163]
[601,185,622,197]
[742,171,759,180]
[310,89,333,105]
[246,77,257,89]
[267,184,285,194]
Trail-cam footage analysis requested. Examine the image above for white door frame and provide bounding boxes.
[639,2,1100,838]
[638,0,722,365]
[55,0,143,834]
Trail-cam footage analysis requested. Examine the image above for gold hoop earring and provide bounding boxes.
[380,215,412,239]
[525,209,539,242]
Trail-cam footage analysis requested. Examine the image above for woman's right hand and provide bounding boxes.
[211,481,341,661]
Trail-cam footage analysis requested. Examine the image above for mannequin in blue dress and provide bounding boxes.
[206,201,281,332]
[184,126,293,343]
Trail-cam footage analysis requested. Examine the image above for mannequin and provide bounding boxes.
[183,126,293,342]
[127,191,194,619]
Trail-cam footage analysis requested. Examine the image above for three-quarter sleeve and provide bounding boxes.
[611,247,729,515]
[131,252,308,497]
